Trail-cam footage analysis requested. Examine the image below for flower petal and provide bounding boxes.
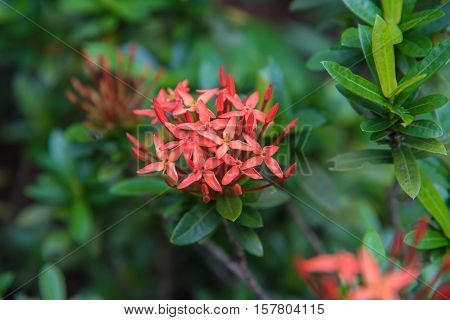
[216,143,229,158]
[246,91,259,109]
[165,122,187,139]
[203,171,222,192]
[222,166,240,185]
[358,249,382,287]
[153,134,167,160]
[223,117,236,140]
[177,171,202,189]
[166,163,178,182]
[264,157,283,179]
[198,131,223,145]
[241,156,264,170]
[219,110,246,118]
[229,140,253,151]
[205,157,223,170]
[137,162,164,174]
[177,89,195,107]
[197,88,218,104]
[263,145,279,157]
[242,168,263,180]
[226,94,244,110]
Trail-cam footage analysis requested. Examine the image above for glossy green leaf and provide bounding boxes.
[342,0,382,25]
[418,174,450,238]
[372,15,397,98]
[400,9,445,32]
[216,196,242,221]
[69,200,94,243]
[110,176,170,196]
[404,94,448,115]
[358,25,378,83]
[360,118,397,132]
[392,74,426,96]
[396,120,443,138]
[396,37,450,105]
[398,35,432,58]
[0,272,14,297]
[237,207,263,228]
[386,22,403,44]
[336,85,386,116]
[322,61,390,107]
[232,225,264,257]
[329,149,392,171]
[38,265,67,300]
[392,146,420,199]
[403,136,447,155]
[363,230,386,263]
[170,204,220,245]
[64,122,93,142]
[341,27,361,48]
[404,230,449,249]
[370,130,391,141]
[390,105,414,126]
[381,0,402,24]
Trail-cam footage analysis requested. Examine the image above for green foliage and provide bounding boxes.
[38,265,67,300]
[392,146,420,199]
[216,196,243,222]
[362,230,386,264]
[404,230,449,249]
[170,203,220,245]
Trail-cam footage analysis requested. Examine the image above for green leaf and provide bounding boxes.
[110,176,170,196]
[402,0,417,18]
[398,35,432,58]
[341,27,361,48]
[396,37,450,105]
[403,136,447,155]
[381,0,402,24]
[404,230,449,249]
[418,174,450,238]
[370,130,391,141]
[237,207,263,228]
[396,120,443,138]
[170,204,220,245]
[329,149,393,171]
[372,15,397,98]
[400,9,445,32]
[392,146,420,198]
[342,0,383,25]
[38,265,67,300]
[386,22,403,44]
[232,225,264,257]
[392,74,426,96]
[0,272,14,297]
[358,25,378,83]
[404,94,448,115]
[322,61,390,107]
[216,196,242,222]
[390,105,414,126]
[336,85,386,116]
[363,230,386,263]
[360,118,397,132]
[69,200,94,243]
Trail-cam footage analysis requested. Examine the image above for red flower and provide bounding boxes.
[348,249,417,300]
[128,66,298,201]
[136,134,181,182]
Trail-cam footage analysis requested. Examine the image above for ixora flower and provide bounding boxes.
[66,43,158,130]
[295,220,450,300]
[127,66,298,202]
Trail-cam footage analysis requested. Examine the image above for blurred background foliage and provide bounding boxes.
[0,0,448,299]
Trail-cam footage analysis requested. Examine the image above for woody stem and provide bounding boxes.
[223,221,270,300]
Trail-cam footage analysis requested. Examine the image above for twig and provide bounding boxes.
[222,221,271,299]
[388,182,402,232]
[286,203,325,254]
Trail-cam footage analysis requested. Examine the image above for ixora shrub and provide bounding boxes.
[127,66,297,232]
[318,1,449,236]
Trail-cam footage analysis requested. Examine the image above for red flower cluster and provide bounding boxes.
[295,220,450,300]
[128,66,298,201]
[66,43,158,130]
